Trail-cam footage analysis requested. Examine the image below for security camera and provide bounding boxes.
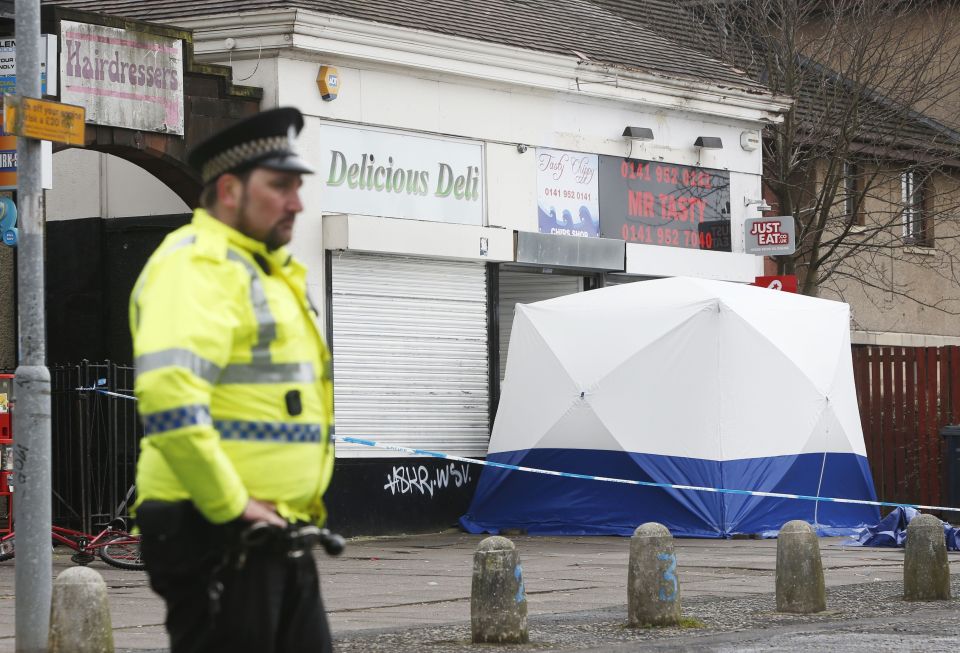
[516,144,528,154]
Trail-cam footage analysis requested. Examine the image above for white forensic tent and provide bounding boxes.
[461,277,879,537]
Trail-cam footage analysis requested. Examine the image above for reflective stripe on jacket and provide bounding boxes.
[130,208,334,525]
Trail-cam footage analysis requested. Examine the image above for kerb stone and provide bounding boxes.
[48,566,114,653]
[471,536,528,644]
[904,513,951,601]
[775,519,826,614]
[628,522,681,627]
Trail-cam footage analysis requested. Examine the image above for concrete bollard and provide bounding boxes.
[48,566,114,653]
[471,536,528,644]
[903,513,951,601]
[775,520,826,614]
[627,522,681,627]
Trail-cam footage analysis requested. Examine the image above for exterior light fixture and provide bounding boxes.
[694,136,723,149]
[622,126,654,141]
[745,197,772,211]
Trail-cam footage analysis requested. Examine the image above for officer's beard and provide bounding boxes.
[260,219,291,252]
[265,226,290,252]
[235,192,292,252]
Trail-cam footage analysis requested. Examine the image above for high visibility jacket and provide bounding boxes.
[130,208,334,525]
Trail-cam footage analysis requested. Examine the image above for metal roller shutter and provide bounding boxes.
[603,273,644,286]
[498,270,582,382]
[330,252,490,458]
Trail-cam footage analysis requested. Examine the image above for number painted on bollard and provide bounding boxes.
[657,553,678,601]
[514,564,526,603]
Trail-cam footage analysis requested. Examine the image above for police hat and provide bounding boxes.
[188,107,315,184]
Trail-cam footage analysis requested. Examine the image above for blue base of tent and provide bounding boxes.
[460,448,879,538]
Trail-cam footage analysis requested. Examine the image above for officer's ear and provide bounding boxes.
[217,172,246,211]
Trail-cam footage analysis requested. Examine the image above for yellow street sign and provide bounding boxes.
[3,95,85,146]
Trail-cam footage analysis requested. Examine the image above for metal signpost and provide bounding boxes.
[13,0,49,647]
[10,1,82,650]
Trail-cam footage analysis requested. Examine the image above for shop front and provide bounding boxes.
[314,123,511,533]
[313,122,766,534]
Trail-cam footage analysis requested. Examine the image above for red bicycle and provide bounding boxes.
[0,518,143,570]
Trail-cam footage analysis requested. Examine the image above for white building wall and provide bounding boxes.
[276,54,764,177]
[486,143,537,229]
[46,149,102,220]
[225,56,280,111]
[47,149,189,220]
[290,114,328,305]
[269,50,769,290]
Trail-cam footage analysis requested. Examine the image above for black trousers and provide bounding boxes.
[137,501,333,653]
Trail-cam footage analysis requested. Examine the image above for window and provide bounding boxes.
[843,161,864,226]
[902,169,932,247]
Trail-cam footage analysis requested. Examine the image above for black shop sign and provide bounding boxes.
[598,156,731,252]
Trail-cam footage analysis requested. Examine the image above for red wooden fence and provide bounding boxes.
[852,345,960,510]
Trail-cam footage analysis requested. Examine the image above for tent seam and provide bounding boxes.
[717,298,728,536]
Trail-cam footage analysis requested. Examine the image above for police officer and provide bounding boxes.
[130,107,335,653]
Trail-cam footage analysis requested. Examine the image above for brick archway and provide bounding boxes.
[29,9,264,366]
[64,66,262,206]
[44,6,263,206]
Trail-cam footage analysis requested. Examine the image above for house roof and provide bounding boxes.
[661,3,960,162]
[793,56,960,162]
[40,0,960,160]
[40,0,769,94]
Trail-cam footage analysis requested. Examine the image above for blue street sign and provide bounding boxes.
[0,195,16,247]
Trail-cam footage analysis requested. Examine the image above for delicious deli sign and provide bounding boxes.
[318,124,483,226]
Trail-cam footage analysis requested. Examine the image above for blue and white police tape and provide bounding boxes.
[75,386,960,515]
[335,435,960,515]
[77,386,139,400]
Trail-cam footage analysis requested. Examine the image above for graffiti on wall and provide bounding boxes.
[383,462,473,497]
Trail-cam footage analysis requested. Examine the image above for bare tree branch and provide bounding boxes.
[691,0,960,315]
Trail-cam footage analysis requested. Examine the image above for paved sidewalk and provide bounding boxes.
[0,532,955,652]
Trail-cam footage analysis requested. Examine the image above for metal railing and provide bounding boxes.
[50,361,140,532]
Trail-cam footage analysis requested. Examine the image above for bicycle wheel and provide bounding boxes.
[98,534,143,570]
[0,534,13,562]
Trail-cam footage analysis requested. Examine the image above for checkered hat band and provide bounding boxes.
[201,135,289,183]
